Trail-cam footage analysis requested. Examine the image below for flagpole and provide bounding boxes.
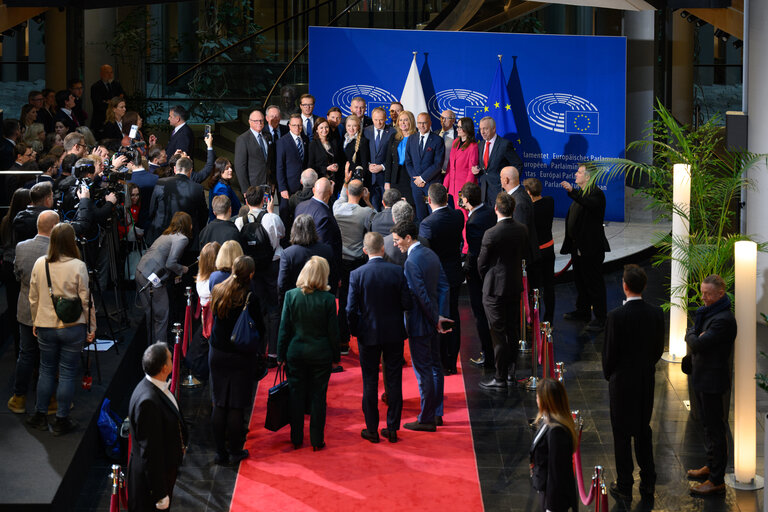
[498,54,502,62]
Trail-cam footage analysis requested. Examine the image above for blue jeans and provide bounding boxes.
[409,333,444,422]
[12,324,38,395]
[35,325,85,418]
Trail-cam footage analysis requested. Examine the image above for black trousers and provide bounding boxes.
[697,391,729,485]
[482,293,520,381]
[359,341,404,432]
[467,269,494,368]
[338,256,366,347]
[572,251,606,320]
[612,422,656,490]
[287,360,331,448]
[253,259,280,355]
[529,248,555,323]
[440,283,461,371]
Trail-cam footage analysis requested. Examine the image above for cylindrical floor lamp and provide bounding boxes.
[663,163,690,362]
[726,240,763,490]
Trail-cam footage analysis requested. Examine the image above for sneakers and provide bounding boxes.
[26,412,49,431]
[7,394,26,414]
[51,416,78,436]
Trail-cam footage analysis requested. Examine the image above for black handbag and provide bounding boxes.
[45,260,82,323]
[265,366,290,432]
[231,292,261,352]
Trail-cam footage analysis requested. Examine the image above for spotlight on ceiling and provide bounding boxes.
[680,10,689,18]
[714,29,730,43]
[733,39,743,49]
[687,14,697,23]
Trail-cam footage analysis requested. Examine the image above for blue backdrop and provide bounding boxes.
[308,27,626,221]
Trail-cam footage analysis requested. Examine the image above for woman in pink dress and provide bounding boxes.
[443,117,478,253]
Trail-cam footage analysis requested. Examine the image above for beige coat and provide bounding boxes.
[29,256,97,332]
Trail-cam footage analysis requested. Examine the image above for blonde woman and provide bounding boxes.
[342,114,371,190]
[27,222,96,435]
[277,256,339,451]
[209,239,244,292]
[530,378,579,511]
[196,242,220,339]
[23,123,46,153]
[384,110,416,206]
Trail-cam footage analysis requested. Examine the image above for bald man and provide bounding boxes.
[500,166,539,263]
[90,64,125,133]
[8,210,60,414]
[295,177,343,286]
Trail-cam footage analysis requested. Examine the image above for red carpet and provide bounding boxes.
[230,340,483,511]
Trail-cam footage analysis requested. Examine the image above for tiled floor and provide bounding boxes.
[70,255,767,511]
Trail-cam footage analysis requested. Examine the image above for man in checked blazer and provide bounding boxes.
[234,109,275,196]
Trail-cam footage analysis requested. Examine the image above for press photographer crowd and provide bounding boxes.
[0,68,735,510]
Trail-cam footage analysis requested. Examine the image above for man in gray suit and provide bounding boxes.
[383,201,429,266]
[501,166,539,263]
[234,109,274,196]
[7,210,59,414]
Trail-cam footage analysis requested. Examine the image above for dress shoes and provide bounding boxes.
[435,416,443,426]
[381,392,388,405]
[584,318,606,333]
[638,482,655,498]
[380,428,398,443]
[563,310,591,322]
[403,421,437,432]
[267,356,278,369]
[230,449,249,465]
[312,442,326,452]
[479,377,507,391]
[469,354,486,367]
[690,480,726,496]
[443,368,457,376]
[686,466,710,479]
[609,481,632,501]
[361,429,380,443]
[331,365,344,373]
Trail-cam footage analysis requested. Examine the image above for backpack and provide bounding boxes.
[240,210,275,269]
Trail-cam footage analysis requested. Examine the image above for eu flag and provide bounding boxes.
[565,110,599,135]
[484,60,517,140]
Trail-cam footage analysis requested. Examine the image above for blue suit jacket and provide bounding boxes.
[294,198,343,265]
[404,132,445,184]
[166,123,194,158]
[404,244,449,337]
[278,241,336,300]
[364,125,393,166]
[418,206,465,287]
[346,257,411,346]
[276,133,309,195]
[128,169,159,230]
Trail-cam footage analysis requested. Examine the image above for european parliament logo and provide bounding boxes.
[331,85,398,119]
[428,89,488,119]
[527,93,599,135]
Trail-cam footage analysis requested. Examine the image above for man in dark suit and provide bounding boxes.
[68,79,88,127]
[276,114,309,219]
[54,90,79,132]
[383,201,429,267]
[392,220,451,432]
[371,188,401,236]
[438,109,458,172]
[343,96,373,131]
[127,153,159,232]
[265,105,289,143]
[347,232,412,444]
[501,166,539,263]
[288,169,317,221]
[560,164,610,332]
[166,105,194,158]
[128,342,188,512]
[419,183,464,375]
[295,177,342,291]
[602,264,664,501]
[326,107,344,144]
[404,113,445,222]
[298,94,319,141]
[460,182,496,371]
[477,193,528,390]
[475,116,523,208]
[1,119,20,172]
[90,64,124,133]
[364,107,393,211]
[234,109,274,196]
[685,274,737,496]
[146,156,208,251]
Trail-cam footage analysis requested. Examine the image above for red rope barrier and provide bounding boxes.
[554,257,573,278]
[182,303,192,357]
[170,339,181,395]
[521,272,531,325]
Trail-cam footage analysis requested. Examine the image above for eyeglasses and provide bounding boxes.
[300,103,314,107]
[249,119,264,124]
[440,117,455,121]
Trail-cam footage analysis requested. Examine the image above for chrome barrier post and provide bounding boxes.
[593,465,604,512]
[555,361,566,383]
[519,260,531,356]
[181,287,202,389]
[170,322,182,398]
[541,318,550,379]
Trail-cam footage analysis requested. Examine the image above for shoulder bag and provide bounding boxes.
[230,292,261,352]
[45,259,82,323]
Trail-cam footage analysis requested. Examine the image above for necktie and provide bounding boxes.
[305,118,312,140]
[296,137,304,160]
[421,135,426,154]
[484,140,490,168]
[375,130,381,152]
[272,127,279,140]
[257,133,267,159]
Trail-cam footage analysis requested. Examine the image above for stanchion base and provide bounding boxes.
[181,374,202,389]
[661,352,683,363]
[725,473,764,490]
[523,376,538,390]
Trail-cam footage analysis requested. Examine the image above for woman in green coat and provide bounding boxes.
[277,255,340,451]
